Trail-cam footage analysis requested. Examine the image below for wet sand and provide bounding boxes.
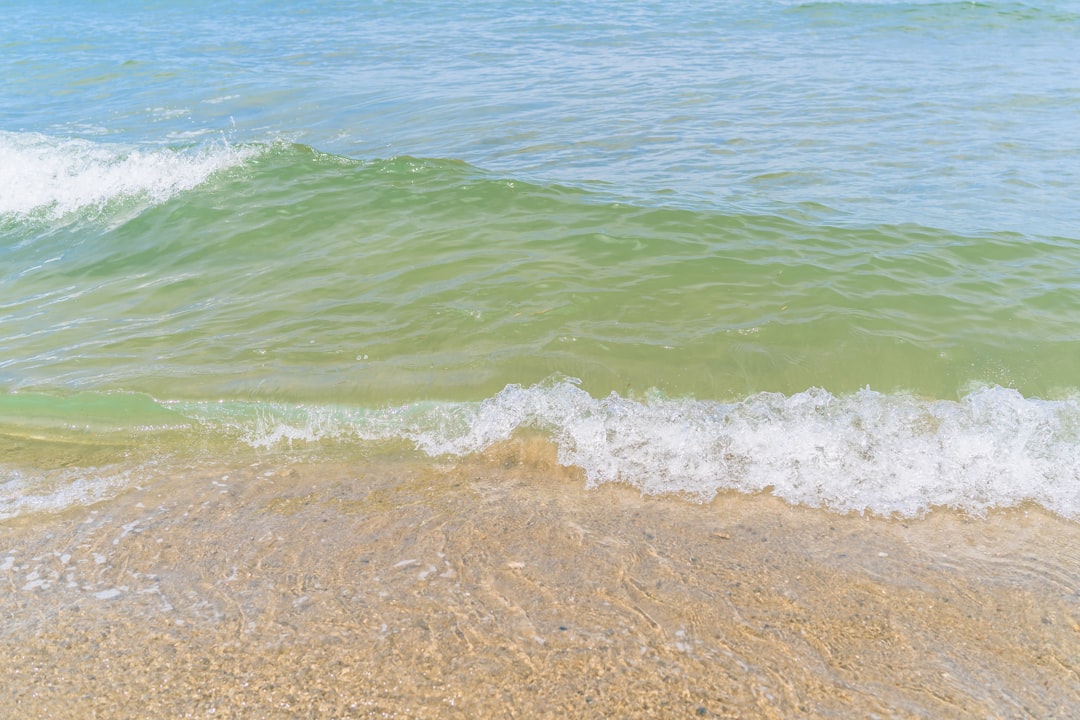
[2,438,1079,718]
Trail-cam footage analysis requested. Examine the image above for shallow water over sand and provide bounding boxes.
[3,439,1078,718]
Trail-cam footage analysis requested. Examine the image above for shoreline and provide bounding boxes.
[3,440,1079,718]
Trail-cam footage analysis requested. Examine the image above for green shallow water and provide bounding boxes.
[4,144,1079,408]
[3,1,1080,519]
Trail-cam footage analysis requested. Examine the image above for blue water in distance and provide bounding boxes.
[4,0,1079,236]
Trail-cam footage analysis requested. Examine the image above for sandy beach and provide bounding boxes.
[2,438,1079,718]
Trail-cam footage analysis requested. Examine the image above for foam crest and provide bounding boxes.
[0,131,256,221]
[181,380,1080,519]
[393,382,1080,516]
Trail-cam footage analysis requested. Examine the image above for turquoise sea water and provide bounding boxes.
[3,0,1080,518]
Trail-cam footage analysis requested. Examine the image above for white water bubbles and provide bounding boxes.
[176,379,1080,519]
[402,381,1080,519]
[0,130,257,223]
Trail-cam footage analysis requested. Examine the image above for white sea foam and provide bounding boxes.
[0,466,134,521]
[187,380,1080,519]
[0,131,256,221]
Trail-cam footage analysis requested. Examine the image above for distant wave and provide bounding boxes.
[787,0,1078,26]
[0,131,259,222]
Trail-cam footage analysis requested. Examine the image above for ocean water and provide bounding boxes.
[3,0,1080,520]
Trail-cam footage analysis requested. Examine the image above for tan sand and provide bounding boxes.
[2,437,1079,718]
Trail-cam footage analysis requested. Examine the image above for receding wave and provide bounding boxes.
[0,466,138,521]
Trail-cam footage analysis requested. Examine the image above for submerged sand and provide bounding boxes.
[2,438,1079,718]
